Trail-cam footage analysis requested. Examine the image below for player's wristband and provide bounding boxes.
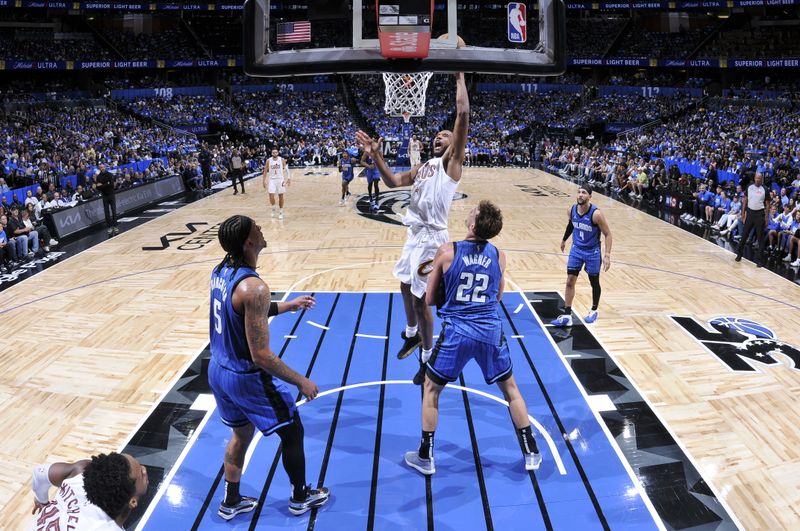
[268,302,279,317]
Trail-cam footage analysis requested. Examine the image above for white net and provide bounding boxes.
[382,72,434,119]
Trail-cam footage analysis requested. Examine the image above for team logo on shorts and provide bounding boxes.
[355,190,467,226]
[671,315,800,374]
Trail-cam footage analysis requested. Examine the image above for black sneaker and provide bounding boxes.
[289,486,330,516]
[218,496,258,521]
[397,331,422,360]
[412,360,427,385]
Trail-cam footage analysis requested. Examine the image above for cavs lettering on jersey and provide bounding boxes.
[33,474,123,531]
[404,156,458,230]
[571,204,600,251]
[439,240,502,345]
[268,157,284,180]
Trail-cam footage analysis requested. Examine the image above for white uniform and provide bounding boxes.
[409,140,421,166]
[32,474,123,531]
[393,156,459,297]
[267,157,286,194]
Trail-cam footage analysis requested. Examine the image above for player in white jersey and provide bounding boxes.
[31,452,148,531]
[408,135,422,166]
[262,148,290,220]
[356,72,469,366]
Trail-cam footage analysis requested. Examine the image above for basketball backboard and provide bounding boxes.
[243,0,565,77]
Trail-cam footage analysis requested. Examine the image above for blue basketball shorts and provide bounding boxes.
[341,174,354,183]
[426,324,513,386]
[567,246,602,275]
[209,357,297,435]
[366,171,381,182]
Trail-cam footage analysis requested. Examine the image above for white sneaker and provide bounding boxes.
[792,259,800,267]
[550,314,573,327]
[404,451,435,475]
[278,211,284,220]
[270,209,276,218]
[783,254,792,262]
[49,238,58,246]
[339,199,345,206]
[525,452,542,471]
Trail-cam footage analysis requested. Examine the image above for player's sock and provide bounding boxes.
[516,425,539,454]
[563,306,572,315]
[419,431,435,460]
[223,480,241,506]
[591,305,598,311]
[405,325,418,338]
[292,483,307,501]
[421,348,432,364]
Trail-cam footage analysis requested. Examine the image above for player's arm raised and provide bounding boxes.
[239,278,318,400]
[443,73,470,182]
[356,130,420,188]
[593,209,613,271]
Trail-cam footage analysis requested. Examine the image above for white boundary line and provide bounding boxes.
[506,278,667,531]
[306,320,329,331]
[134,405,217,531]
[355,333,390,340]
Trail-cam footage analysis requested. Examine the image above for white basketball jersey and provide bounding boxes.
[32,474,123,531]
[268,157,284,180]
[403,156,458,231]
[410,141,421,155]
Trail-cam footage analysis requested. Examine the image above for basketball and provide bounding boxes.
[437,33,466,48]
[709,317,775,339]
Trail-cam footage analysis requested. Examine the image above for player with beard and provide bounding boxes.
[551,186,613,327]
[355,72,469,372]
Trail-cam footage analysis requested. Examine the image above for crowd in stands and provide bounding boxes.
[614,23,720,59]
[567,17,628,58]
[554,92,695,129]
[699,21,800,60]
[0,28,113,61]
[96,26,206,61]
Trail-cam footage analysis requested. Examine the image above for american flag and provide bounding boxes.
[277,21,311,44]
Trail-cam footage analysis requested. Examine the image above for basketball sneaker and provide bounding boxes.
[550,314,573,327]
[525,452,542,471]
[404,451,435,475]
[278,210,284,220]
[397,331,421,360]
[584,310,599,324]
[288,486,330,516]
[218,496,258,521]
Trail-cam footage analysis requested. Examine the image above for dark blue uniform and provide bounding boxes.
[364,155,380,182]
[567,204,602,275]
[339,156,354,182]
[209,264,296,434]
[427,240,512,385]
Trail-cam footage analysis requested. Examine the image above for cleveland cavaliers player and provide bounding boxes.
[356,72,469,370]
[262,148,290,220]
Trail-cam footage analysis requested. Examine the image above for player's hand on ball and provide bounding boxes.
[298,378,319,401]
[288,295,315,311]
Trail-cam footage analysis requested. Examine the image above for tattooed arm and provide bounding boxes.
[234,277,318,400]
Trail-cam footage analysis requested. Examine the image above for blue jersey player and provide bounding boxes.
[209,215,330,520]
[404,200,542,476]
[361,151,381,212]
[552,186,613,326]
[338,150,355,205]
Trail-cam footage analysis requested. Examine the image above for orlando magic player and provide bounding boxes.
[551,186,613,327]
[361,151,381,212]
[355,72,469,364]
[261,148,289,220]
[209,215,329,520]
[404,201,542,474]
[338,150,355,205]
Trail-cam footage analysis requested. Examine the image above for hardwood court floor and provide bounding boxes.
[2,167,799,529]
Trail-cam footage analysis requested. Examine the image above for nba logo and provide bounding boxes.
[507,3,526,44]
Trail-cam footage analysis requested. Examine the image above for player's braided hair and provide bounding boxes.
[474,200,503,240]
[215,214,254,274]
[83,453,136,520]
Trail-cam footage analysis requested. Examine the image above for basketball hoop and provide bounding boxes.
[383,71,433,119]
